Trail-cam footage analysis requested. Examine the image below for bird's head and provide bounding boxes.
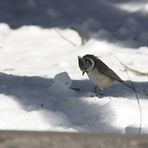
[78,54,96,75]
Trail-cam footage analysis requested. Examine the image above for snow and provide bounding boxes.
[0,0,148,134]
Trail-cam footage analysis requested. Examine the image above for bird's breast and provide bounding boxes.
[87,68,115,90]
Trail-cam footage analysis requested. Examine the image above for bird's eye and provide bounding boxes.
[85,59,92,66]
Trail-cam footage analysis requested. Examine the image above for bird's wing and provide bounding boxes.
[94,57,133,89]
[95,58,123,82]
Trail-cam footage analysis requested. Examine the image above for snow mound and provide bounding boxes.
[54,72,72,89]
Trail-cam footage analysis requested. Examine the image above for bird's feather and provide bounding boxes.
[83,54,122,82]
[94,56,133,89]
[96,58,122,81]
[83,54,133,89]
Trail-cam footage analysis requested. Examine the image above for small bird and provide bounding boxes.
[78,54,133,95]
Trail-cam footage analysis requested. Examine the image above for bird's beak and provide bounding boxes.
[78,56,86,76]
[82,71,85,75]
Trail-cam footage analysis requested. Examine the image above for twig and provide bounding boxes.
[54,28,78,47]
[120,63,148,76]
[114,56,142,135]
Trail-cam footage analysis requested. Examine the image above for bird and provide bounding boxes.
[78,54,133,95]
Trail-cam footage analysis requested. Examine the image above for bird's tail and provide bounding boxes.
[119,79,134,90]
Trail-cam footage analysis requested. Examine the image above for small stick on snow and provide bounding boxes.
[114,56,142,135]
[54,28,78,47]
[120,63,148,76]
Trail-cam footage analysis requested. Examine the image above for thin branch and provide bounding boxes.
[54,28,78,47]
[114,56,142,135]
[120,63,148,76]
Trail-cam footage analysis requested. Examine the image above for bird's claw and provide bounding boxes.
[94,86,105,98]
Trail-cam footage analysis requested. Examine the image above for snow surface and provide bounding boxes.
[0,0,148,134]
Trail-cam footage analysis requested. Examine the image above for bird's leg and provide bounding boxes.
[70,87,80,91]
[94,86,105,97]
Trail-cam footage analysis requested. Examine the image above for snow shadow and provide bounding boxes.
[0,72,147,132]
[72,79,148,99]
[0,0,148,47]
[0,0,129,28]
[105,81,148,99]
[0,72,116,132]
[0,72,54,110]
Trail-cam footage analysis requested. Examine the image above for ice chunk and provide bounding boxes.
[125,125,141,134]
[49,72,75,97]
[54,72,72,89]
